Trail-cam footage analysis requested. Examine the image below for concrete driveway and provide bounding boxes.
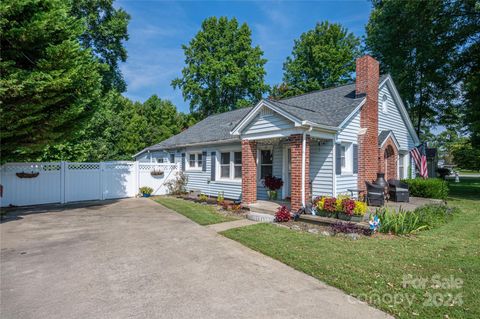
[1,198,391,319]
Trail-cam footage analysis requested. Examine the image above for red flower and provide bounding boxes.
[275,205,291,222]
[323,197,337,213]
[342,199,356,216]
[263,176,284,191]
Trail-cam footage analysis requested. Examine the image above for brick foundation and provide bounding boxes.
[289,134,310,212]
[241,140,257,204]
[356,55,380,191]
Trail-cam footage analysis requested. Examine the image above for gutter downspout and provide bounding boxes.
[301,126,313,208]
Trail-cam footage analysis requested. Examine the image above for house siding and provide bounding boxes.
[335,110,360,195]
[182,143,243,200]
[378,83,416,178]
[310,140,334,197]
[244,108,293,135]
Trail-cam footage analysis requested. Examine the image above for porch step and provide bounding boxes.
[246,212,275,223]
[247,200,290,216]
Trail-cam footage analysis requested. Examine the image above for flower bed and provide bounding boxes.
[313,195,367,222]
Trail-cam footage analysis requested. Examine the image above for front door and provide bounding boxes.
[283,147,292,199]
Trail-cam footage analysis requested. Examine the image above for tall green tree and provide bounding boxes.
[71,0,130,92]
[0,0,103,162]
[118,95,191,156]
[38,94,192,162]
[272,21,361,99]
[172,16,269,119]
[365,0,467,138]
[455,0,480,147]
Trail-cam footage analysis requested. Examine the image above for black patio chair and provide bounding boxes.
[365,181,385,206]
[388,179,410,202]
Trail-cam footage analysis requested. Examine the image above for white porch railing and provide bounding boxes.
[0,161,179,207]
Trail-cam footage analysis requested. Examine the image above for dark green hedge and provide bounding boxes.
[402,178,449,200]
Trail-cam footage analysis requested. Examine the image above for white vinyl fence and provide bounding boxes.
[0,161,179,207]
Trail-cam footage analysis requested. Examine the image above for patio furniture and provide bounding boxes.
[388,179,410,202]
[365,181,385,206]
[346,188,361,199]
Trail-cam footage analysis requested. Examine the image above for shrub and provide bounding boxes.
[263,176,284,191]
[275,205,291,222]
[198,193,208,202]
[402,178,449,200]
[139,186,154,195]
[413,204,458,228]
[165,171,188,195]
[377,208,428,235]
[217,192,224,204]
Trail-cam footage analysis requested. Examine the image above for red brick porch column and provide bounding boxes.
[290,134,310,212]
[241,140,257,204]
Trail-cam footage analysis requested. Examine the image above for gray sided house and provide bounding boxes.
[134,56,420,211]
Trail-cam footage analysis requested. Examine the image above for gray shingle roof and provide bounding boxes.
[378,130,400,148]
[268,83,363,127]
[143,107,252,151]
[139,75,390,154]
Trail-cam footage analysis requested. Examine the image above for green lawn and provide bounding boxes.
[222,180,480,319]
[154,196,237,225]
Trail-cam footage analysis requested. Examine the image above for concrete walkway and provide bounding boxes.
[206,218,259,232]
[1,198,391,319]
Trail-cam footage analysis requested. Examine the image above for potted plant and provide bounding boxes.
[316,196,337,218]
[262,176,283,200]
[338,198,366,222]
[139,186,154,197]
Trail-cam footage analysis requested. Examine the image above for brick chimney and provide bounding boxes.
[356,55,379,191]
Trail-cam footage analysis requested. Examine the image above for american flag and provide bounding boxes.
[410,143,428,178]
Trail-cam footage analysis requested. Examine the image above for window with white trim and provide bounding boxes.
[382,94,388,113]
[217,151,242,180]
[187,153,202,170]
[260,149,273,180]
[341,143,353,174]
[399,153,405,179]
[169,153,175,163]
[234,152,242,178]
[156,158,164,163]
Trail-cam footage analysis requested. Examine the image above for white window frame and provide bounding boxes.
[398,152,407,179]
[216,148,242,182]
[340,142,353,175]
[169,153,175,164]
[186,152,202,171]
[258,147,274,181]
[382,94,388,113]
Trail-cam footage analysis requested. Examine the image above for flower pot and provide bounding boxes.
[267,190,278,200]
[338,213,363,222]
[317,210,334,218]
[338,212,353,221]
[142,193,151,198]
[350,215,363,222]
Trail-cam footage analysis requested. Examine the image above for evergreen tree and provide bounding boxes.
[172,17,269,119]
[0,0,103,162]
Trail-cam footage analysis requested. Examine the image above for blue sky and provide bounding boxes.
[117,0,373,113]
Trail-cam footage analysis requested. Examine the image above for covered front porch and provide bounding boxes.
[241,134,334,212]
